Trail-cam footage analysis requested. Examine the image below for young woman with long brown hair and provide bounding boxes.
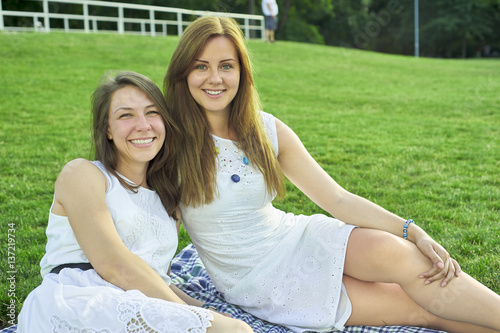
[164,16,500,333]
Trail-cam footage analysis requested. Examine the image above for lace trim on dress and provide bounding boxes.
[122,191,172,275]
[117,295,213,333]
[50,316,111,333]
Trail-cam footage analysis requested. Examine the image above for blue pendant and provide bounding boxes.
[242,157,249,165]
[231,174,240,183]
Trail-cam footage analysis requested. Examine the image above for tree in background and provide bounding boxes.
[276,0,333,44]
[418,0,498,58]
[2,0,499,58]
[322,0,500,58]
[320,0,371,48]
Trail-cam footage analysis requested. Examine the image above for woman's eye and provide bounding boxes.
[118,113,132,119]
[221,64,232,70]
[195,64,207,70]
[147,110,160,116]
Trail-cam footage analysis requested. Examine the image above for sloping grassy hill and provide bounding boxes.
[0,31,498,327]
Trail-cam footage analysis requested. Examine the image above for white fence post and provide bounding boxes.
[244,18,249,39]
[83,2,89,33]
[0,0,4,31]
[43,0,50,32]
[177,11,182,36]
[149,9,155,37]
[118,6,124,34]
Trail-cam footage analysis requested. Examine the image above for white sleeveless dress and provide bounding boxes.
[18,161,213,333]
[181,111,356,332]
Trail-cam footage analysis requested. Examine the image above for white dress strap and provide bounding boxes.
[259,111,279,156]
[91,160,113,193]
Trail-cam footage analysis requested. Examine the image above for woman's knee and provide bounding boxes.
[346,229,400,263]
[344,228,430,280]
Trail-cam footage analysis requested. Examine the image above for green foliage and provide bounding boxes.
[1,31,499,328]
[423,0,497,58]
[277,0,333,44]
[276,0,500,57]
[343,0,500,57]
[279,17,325,45]
[3,0,500,57]
[320,0,368,46]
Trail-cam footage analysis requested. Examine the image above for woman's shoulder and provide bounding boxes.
[59,158,101,174]
[52,159,109,215]
[56,159,107,188]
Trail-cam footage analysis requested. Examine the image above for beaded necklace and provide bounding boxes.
[214,138,250,183]
[230,155,249,183]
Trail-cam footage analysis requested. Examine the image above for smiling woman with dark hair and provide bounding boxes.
[17,71,253,333]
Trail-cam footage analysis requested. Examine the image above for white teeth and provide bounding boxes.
[204,90,223,95]
[131,138,154,144]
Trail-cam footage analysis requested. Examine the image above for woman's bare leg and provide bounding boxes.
[343,275,498,333]
[343,228,500,332]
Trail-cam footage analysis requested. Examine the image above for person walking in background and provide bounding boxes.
[262,0,278,42]
[164,16,500,333]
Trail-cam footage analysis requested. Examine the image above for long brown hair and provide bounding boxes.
[164,16,283,207]
[92,71,180,218]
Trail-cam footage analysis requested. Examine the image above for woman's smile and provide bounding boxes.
[203,89,226,97]
[129,137,155,145]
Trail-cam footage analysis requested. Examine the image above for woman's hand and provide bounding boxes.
[414,233,461,287]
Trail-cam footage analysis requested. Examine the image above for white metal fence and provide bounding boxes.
[0,0,265,39]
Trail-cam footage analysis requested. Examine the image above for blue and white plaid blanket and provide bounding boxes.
[170,244,445,333]
[0,244,446,333]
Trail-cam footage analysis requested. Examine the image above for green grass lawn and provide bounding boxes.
[1,31,499,327]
